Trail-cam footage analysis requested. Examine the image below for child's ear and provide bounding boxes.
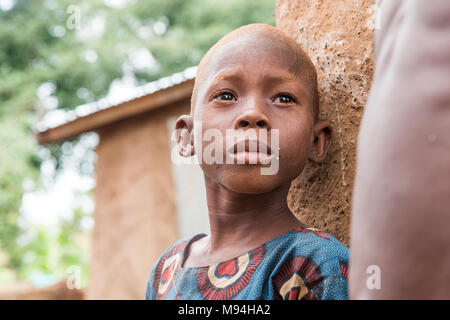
[308,120,332,163]
[175,115,195,157]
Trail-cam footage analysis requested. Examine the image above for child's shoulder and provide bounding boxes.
[153,233,204,266]
[146,234,204,299]
[288,225,347,250]
[268,226,349,300]
[274,226,349,268]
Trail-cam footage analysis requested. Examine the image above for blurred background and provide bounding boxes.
[0,0,276,299]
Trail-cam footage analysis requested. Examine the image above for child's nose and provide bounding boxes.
[234,110,271,130]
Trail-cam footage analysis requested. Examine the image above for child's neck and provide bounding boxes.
[203,175,304,252]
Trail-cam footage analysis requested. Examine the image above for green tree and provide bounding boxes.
[0,0,275,285]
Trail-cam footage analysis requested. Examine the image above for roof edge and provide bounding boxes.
[35,78,194,145]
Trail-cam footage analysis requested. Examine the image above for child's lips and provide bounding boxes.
[231,151,274,164]
[228,139,274,164]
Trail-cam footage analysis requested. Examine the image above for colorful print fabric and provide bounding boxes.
[146,226,349,300]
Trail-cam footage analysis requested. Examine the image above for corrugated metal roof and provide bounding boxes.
[34,66,197,134]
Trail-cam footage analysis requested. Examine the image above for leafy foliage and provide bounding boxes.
[0,0,275,285]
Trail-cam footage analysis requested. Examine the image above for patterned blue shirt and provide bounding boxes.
[146,226,349,300]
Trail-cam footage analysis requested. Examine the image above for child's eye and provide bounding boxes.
[273,94,297,104]
[214,91,236,101]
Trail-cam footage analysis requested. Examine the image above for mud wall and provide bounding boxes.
[87,99,190,299]
[275,0,376,245]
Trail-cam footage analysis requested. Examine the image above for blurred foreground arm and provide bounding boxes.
[350,0,450,299]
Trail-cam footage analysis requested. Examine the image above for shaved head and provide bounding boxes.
[191,23,319,120]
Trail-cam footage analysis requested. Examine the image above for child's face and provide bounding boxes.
[178,35,330,194]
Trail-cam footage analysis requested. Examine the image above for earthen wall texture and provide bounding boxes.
[275,0,375,245]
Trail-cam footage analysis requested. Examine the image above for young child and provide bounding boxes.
[146,23,349,300]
